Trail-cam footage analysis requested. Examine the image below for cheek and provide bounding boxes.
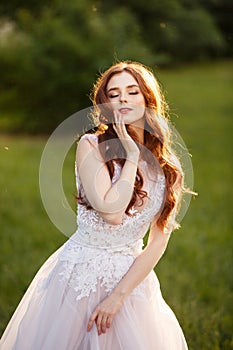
[135,95,146,107]
[108,101,118,110]
[135,105,145,118]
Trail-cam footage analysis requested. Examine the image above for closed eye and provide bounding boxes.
[108,91,139,98]
[129,91,139,95]
[108,93,119,98]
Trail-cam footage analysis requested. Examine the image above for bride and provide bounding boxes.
[0,61,189,349]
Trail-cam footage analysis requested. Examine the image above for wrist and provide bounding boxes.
[126,151,140,162]
[111,287,129,301]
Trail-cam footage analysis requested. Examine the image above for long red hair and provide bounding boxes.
[80,61,184,232]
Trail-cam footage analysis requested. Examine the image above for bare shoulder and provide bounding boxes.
[76,133,101,166]
[77,133,98,149]
[79,133,98,145]
[77,133,98,150]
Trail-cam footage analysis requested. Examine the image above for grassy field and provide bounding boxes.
[0,61,232,349]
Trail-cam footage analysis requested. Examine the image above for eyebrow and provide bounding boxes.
[107,84,139,93]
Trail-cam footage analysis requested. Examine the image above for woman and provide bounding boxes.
[0,61,189,349]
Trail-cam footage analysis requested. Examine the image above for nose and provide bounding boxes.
[119,92,127,103]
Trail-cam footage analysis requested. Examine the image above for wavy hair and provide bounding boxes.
[79,61,186,232]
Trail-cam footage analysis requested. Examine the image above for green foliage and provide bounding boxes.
[100,0,227,63]
[0,0,231,133]
[0,61,232,348]
[0,0,155,133]
[200,0,233,56]
[164,6,224,61]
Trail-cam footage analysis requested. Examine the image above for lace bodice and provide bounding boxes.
[58,134,167,300]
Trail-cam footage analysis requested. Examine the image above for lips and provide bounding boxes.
[119,108,133,114]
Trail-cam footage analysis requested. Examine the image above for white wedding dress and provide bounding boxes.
[0,134,188,350]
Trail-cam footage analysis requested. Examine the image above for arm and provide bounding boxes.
[87,162,183,335]
[76,113,139,224]
[111,220,170,296]
[87,219,170,335]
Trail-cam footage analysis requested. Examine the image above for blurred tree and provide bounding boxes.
[0,0,154,133]
[99,0,226,64]
[0,0,52,19]
[200,0,233,56]
[0,0,231,133]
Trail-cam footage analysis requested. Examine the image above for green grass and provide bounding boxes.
[0,61,232,349]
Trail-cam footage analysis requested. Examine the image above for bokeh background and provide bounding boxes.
[0,1,232,348]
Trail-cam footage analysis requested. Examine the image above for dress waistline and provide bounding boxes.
[68,231,143,255]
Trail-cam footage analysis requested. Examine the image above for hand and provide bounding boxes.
[113,111,140,159]
[87,292,124,336]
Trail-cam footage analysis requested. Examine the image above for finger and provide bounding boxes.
[119,117,130,136]
[106,315,113,329]
[87,311,98,332]
[113,112,121,135]
[113,110,120,126]
[114,110,120,121]
[117,116,130,137]
[115,111,126,131]
[96,313,104,336]
[114,113,123,130]
[115,114,127,138]
[100,314,108,334]
[113,120,124,139]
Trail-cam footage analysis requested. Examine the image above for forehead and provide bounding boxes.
[107,71,138,90]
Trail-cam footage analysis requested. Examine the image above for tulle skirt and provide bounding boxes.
[0,245,188,350]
